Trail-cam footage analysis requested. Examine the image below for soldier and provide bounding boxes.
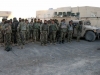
[0,19,5,46]
[17,19,26,49]
[11,18,19,46]
[33,19,40,42]
[25,20,30,43]
[4,20,12,51]
[49,20,58,44]
[40,20,49,46]
[59,19,67,44]
[67,21,73,42]
[76,21,82,42]
[29,19,33,41]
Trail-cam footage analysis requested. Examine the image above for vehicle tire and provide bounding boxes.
[85,31,96,42]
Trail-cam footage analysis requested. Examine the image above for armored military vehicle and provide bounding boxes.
[72,20,100,41]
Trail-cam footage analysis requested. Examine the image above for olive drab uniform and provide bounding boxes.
[29,22,33,40]
[17,21,26,46]
[33,22,40,42]
[67,24,73,42]
[59,22,67,43]
[26,22,30,42]
[40,23,49,45]
[49,23,58,44]
[0,22,4,44]
[4,23,12,51]
[12,19,19,44]
[76,23,82,42]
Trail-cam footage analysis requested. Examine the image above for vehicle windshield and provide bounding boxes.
[84,21,91,25]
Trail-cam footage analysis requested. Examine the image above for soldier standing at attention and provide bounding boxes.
[33,19,40,42]
[4,20,12,51]
[49,20,58,44]
[25,19,30,43]
[59,19,67,44]
[17,19,26,49]
[67,21,73,42]
[29,19,33,42]
[0,19,5,46]
[76,21,82,42]
[40,20,49,46]
[12,18,19,46]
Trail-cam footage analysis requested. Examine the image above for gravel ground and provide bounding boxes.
[0,39,100,75]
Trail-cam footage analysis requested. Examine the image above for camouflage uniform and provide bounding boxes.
[17,21,26,47]
[0,22,4,44]
[59,22,67,43]
[4,22,12,51]
[33,22,40,42]
[67,24,73,42]
[76,23,82,42]
[26,23,30,42]
[49,23,58,44]
[40,23,49,45]
[11,18,19,45]
[29,22,33,41]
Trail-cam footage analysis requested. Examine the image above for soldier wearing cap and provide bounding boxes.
[29,19,34,41]
[67,21,73,42]
[17,19,26,49]
[0,18,6,46]
[59,19,67,44]
[33,19,40,42]
[4,20,12,51]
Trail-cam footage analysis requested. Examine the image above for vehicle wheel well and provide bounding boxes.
[84,30,95,37]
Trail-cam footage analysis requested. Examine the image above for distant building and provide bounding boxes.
[36,6,100,26]
[0,11,13,20]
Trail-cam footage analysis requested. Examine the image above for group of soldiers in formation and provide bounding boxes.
[0,18,82,51]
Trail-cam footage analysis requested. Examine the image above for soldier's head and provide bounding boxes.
[63,19,65,22]
[38,19,40,23]
[19,18,21,22]
[2,19,5,23]
[51,20,54,24]
[31,19,33,22]
[79,21,82,25]
[44,20,47,24]
[34,18,37,22]
[21,19,24,22]
[70,20,73,23]
[69,21,72,25]
[25,20,28,23]
[40,20,42,23]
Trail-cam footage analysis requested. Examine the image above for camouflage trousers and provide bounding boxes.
[60,31,67,42]
[50,31,57,43]
[4,33,11,50]
[29,30,33,39]
[0,32,3,43]
[77,31,81,41]
[26,31,30,41]
[33,29,39,42]
[17,31,26,45]
[40,31,48,45]
[11,31,17,44]
[67,30,73,42]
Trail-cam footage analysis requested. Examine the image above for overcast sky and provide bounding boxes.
[0,0,99,18]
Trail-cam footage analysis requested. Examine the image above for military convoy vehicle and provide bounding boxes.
[53,17,100,41]
[72,20,100,41]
